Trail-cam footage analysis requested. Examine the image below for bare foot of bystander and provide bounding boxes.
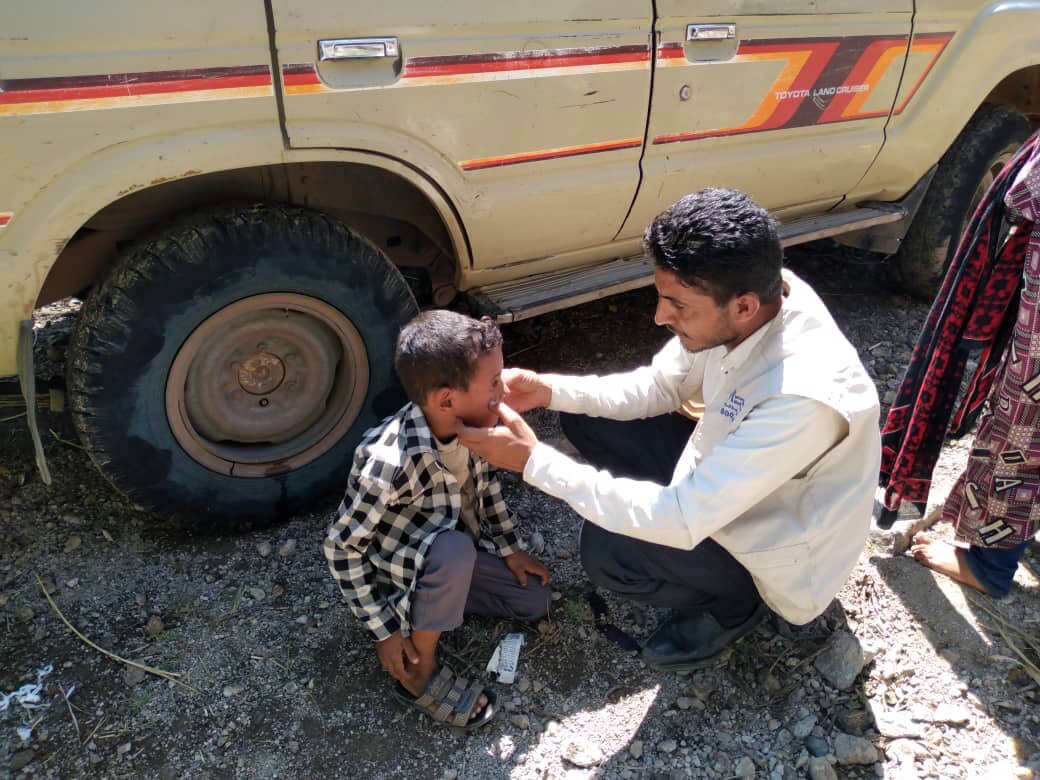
[909,532,987,594]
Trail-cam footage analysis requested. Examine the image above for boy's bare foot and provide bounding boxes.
[909,532,987,594]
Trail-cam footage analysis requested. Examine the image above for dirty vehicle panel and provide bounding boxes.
[0,1,1038,522]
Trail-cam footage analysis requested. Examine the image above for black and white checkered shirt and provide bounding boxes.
[324,402,524,640]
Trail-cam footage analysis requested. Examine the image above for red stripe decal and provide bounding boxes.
[405,45,649,78]
[0,66,271,106]
[0,215,10,226]
[461,139,642,171]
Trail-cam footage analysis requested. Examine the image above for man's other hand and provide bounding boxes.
[376,629,419,685]
[457,402,539,473]
[501,368,552,413]
[503,550,550,587]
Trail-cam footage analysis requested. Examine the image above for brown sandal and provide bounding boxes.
[392,665,497,734]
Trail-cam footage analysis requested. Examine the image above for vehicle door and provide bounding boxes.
[270,2,654,268]
[619,0,913,239]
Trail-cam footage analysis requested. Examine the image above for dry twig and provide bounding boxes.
[58,683,80,740]
[35,574,200,695]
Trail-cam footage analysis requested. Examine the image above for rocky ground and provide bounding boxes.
[1,243,1039,780]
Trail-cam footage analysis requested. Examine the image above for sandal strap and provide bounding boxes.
[415,666,455,710]
[412,666,488,726]
[451,678,486,727]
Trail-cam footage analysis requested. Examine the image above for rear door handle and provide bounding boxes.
[686,24,736,41]
[318,37,400,61]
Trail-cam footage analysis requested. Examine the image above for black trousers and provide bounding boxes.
[561,412,763,627]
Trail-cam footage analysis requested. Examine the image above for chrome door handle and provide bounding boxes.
[318,37,400,61]
[686,24,736,41]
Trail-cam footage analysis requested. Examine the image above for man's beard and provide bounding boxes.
[667,325,734,353]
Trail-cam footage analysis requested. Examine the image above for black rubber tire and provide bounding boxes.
[896,104,1031,299]
[66,204,417,526]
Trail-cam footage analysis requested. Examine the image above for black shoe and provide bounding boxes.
[640,602,770,672]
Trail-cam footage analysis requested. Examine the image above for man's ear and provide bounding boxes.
[730,292,761,322]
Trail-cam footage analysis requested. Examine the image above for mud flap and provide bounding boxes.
[17,319,52,485]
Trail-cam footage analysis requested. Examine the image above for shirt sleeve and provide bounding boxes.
[476,471,525,557]
[543,336,702,420]
[523,395,847,548]
[323,476,401,641]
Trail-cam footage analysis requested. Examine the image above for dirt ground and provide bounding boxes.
[1,244,1039,780]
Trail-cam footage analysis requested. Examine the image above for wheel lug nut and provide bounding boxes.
[259,398,270,407]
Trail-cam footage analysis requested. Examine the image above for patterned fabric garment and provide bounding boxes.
[876,131,1040,528]
[944,143,1040,548]
[323,403,523,640]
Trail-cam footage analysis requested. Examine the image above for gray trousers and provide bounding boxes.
[410,530,551,632]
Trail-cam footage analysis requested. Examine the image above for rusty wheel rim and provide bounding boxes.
[166,293,369,477]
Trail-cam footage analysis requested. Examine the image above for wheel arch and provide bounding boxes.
[35,150,470,310]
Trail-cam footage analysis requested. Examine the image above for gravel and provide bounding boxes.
[2,244,1039,778]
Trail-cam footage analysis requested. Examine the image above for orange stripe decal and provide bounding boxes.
[0,66,273,116]
[459,138,643,171]
[893,33,953,114]
[653,33,953,144]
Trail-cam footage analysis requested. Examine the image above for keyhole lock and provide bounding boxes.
[679,84,692,101]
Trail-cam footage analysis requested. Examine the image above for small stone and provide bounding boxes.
[271,584,285,599]
[805,736,830,757]
[144,615,164,637]
[443,771,459,780]
[792,715,817,739]
[248,588,265,601]
[532,680,544,693]
[677,697,694,711]
[278,539,297,557]
[658,739,677,754]
[15,606,34,623]
[834,733,878,765]
[768,718,781,730]
[510,715,530,730]
[124,666,147,687]
[551,591,563,602]
[222,684,244,697]
[64,535,82,552]
[734,756,756,778]
[931,702,971,725]
[814,630,865,690]
[65,578,80,588]
[135,593,146,606]
[689,674,716,701]
[837,707,876,736]
[205,574,216,584]
[117,741,132,756]
[562,737,604,767]
[808,757,839,780]
[11,751,34,771]
[528,531,545,554]
[630,740,643,759]
[257,541,272,558]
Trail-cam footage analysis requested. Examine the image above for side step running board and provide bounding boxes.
[470,203,905,323]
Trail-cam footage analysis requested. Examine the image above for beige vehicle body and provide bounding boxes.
[1,1,1038,519]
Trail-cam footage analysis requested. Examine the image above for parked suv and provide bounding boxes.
[1,1,1037,522]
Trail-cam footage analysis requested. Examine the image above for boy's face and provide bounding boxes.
[448,344,505,428]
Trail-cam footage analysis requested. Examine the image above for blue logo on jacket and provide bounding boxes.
[720,390,745,421]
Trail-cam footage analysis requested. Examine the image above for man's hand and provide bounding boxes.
[457,402,539,473]
[502,368,552,413]
[375,629,419,685]
[503,550,550,587]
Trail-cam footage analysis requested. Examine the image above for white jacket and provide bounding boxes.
[523,270,881,624]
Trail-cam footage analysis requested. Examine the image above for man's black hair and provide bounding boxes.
[394,310,503,406]
[643,188,783,305]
